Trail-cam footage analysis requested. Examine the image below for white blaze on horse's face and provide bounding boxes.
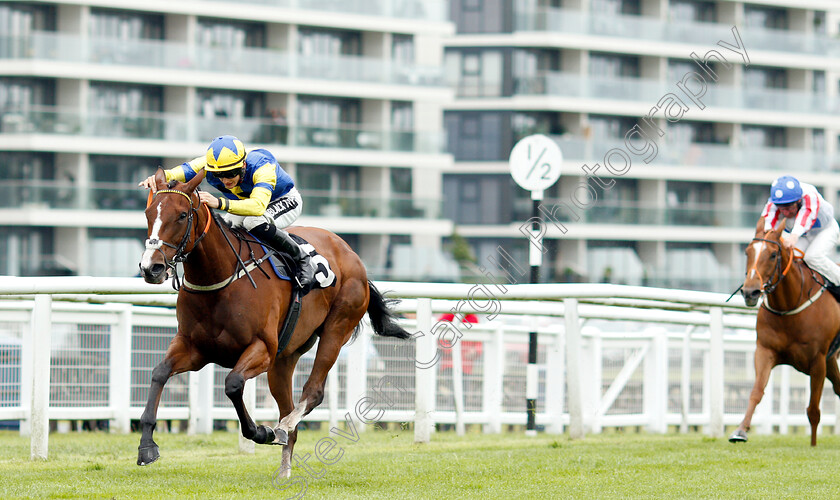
[140,204,164,270]
[748,241,766,279]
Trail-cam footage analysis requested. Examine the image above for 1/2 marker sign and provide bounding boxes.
[509,134,563,198]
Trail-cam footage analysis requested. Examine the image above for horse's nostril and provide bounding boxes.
[150,264,166,276]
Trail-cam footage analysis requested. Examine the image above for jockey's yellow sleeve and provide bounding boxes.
[165,151,286,217]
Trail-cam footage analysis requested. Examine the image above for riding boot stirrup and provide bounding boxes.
[256,225,316,290]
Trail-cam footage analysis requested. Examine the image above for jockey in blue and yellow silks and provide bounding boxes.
[140,135,315,289]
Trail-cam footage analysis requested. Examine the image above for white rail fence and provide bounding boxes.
[0,277,836,459]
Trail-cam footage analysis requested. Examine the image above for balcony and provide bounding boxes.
[510,72,836,115]
[535,199,757,228]
[0,106,445,154]
[0,32,446,88]
[0,182,442,220]
[199,0,448,22]
[514,6,838,57]
[301,190,442,219]
[550,136,840,172]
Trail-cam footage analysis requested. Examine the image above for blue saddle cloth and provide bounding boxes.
[251,233,337,290]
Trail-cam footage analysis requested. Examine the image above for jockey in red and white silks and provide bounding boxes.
[761,175,840,286]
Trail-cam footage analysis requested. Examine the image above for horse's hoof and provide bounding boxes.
[137,444,160,466]
[271,428,288,446]
[256,425,277,445]
[729,429,748,443]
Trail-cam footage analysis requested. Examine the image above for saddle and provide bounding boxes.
[252,233,337,293]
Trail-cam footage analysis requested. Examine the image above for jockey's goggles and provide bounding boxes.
[213,167,244,179]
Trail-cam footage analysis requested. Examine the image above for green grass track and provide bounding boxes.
[2,429,840,499]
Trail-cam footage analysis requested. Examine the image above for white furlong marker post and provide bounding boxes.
[509,134,562,436]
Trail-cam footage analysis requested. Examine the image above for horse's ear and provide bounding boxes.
[771,217,786,239]
[185,169,206,192]
[755,217,765,236]
[154,167,167,189]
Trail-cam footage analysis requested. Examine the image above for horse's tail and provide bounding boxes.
[366,281,411,339]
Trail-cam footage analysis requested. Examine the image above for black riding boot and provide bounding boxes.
[252,223,315,290]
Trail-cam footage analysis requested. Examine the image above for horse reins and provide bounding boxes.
[144,189,212,290]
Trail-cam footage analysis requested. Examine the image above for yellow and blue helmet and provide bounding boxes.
[205,135,246,172]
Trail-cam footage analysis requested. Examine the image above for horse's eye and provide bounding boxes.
[178,212,188,220]
[770,252,777,259]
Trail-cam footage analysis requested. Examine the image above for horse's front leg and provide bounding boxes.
[730,344,776,443]
[225,340,275,444]
[138,338,200,465]
[807,356,827,447]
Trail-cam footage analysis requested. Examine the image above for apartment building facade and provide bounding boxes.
[443,0,840,291]
[0,0,454,279]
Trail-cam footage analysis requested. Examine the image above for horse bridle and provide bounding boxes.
[747,237,791,294]
[144,189,212,288]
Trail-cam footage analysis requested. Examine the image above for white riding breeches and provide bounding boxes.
[221,187,303,233]
[797,218,840,286]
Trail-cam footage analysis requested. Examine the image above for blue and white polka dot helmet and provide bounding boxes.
[770,175,803,205]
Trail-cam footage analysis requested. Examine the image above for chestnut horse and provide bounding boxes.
[732,218,840,446]
[136,169,410,474]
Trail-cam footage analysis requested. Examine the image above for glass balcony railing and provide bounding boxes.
[514,6,838,56]
[199,0,448,22]
[549,135,840,172]
[300,190,441,219]
[539,199,756,228]
[0,182,146,211]
[0,106,444,154]
[0,32,446,87]
[0,182,442,219]
[510,72,836,115]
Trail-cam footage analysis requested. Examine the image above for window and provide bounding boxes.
[445,111,506,161]
[197,18,265,48]
[88,82,163,138]
[89,82,162,114]
[744,67,787,89]
[591,0,641,16]
[390,168,414,217]
[590,53,640,78]
[589,115,639,139]
[512,112,562,143]
[744,5,788,30]
[669,0,715,23]
[299,28,360,57]
[814,71,825,94]
[0,3,55,36]
[297,165,360,216]
[0,227,56,276]
[197,89,264,119]
[88,229,146,277]
[297,96,360,126]
[90,8,163,40]
[449,49,503,97]
[443,174,516,224]
[0,77,55,112]
[391,101,414,151]
[742,125,786,148]
[668,121,716,144]
[392,34,414,65]
[90,155,161,211]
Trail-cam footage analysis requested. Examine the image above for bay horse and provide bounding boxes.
[136,168,410,474]
[732,217,840,446]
